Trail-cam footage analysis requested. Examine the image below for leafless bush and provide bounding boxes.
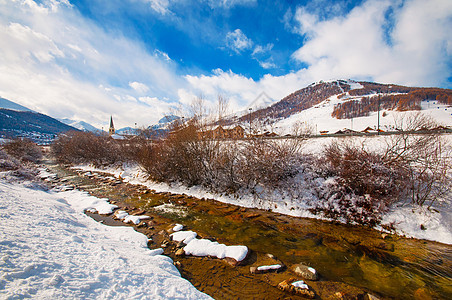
[315,112,451,224]
[2,138,42,163]
[322,140,407,203]
[310,178,383,227]
[313,140,407,225]
[383,112,451,207]
[236,137,303,192]
[51,131,122,166]
[0,149,20,170]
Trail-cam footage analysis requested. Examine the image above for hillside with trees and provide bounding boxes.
[332,86,452,119]
[238,80,452,127]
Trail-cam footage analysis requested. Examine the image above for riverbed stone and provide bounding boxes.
[244,212,260,219]
[250,264,283,274]
[291,264,319,281]
[175,248,185,256]
[365,293,381,300]
[277,278,315,299]
[413,287,433,300]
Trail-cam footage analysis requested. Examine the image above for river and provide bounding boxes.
[43,160,452,299]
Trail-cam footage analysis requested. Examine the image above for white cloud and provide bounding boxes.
[0,0,183,128]
[129,81,150,93]
[252,43,273,56]
[183,68,313,111]
[154,49,171,61]
[206,0,257,9]
[1,22,65,64]
[143,0,171,14]
[292,0,452,87]
[258,61,276,69]
[252,43,275,69]
[226,29,253,54]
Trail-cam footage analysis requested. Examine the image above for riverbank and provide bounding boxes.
[0,173,211,299]
[73,161,452,245]
[38,161,452,299]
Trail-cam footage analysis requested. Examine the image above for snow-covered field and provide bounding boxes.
[0,177,211,299]
[274,98,452,135]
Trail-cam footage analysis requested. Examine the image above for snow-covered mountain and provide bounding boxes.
[116,127,139,135]
[140,115,181,139]
[58,118,100,133]
[0,98,78,143]
[0,97,34,112]
[232,80,452,134]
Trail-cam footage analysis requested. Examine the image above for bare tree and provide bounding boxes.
[382,112,451,206]
[216,94,229,126]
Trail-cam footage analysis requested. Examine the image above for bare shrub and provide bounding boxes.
[383,112,452,206]
[315,112,452,224]
[137,122,214,186]
[51,131,122,166]
[2,138,42,163]
[0,149,20,170]
[311,179,383,227]
[322,140,407,202]
[313,140,407,225]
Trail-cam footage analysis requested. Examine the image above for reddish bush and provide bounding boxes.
[2,138,42,163]
[51,131,122,166]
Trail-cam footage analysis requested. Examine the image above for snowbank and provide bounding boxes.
[171,230,198,244]
[114,210,151,225]
[183,239,248,262]
[381,204,452,244]
[0,180,211,299]
[173,224,184,232]
[171,231,248,262]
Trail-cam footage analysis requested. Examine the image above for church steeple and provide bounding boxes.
[109,116,115,136]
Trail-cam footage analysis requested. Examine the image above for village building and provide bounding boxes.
[197,125,245,140]
[207,125,245,139]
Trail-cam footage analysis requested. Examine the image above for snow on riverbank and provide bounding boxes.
[73,157,452,245]
[170,231,248,262]
[0,178,211,299]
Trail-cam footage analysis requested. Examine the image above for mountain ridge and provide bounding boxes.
[226,79,452,134]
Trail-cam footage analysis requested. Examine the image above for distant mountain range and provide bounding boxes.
[229,79,452,134]
[0,98,78,143]
[58,118,101,133]
[1,80,451,143]
[0,97,35,113]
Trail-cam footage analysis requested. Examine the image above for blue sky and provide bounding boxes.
[0,0,451,128]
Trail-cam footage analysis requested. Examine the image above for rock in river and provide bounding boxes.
[291,263,319,281]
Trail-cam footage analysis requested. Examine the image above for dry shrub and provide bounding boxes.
[315,113,451,224]
[138,123,223,187]
[137,121,308,196]
[51,131,122,166]
[322,140,407,202]
[314,140,406,226]
[237,138,302,191]
[2,138,42,163]
[383,112,451,206]
[0,149,20,170]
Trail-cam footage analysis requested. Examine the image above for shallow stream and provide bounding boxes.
[44,162,452,299]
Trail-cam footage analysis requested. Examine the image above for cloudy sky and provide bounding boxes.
[0,0,451,129]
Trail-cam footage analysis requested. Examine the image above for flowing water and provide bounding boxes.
[44,162,452,299]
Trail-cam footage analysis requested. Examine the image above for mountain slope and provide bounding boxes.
[0,108,78,142]
[233,80,452,134]
[0,97,34,112]
[58,118,100,133]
